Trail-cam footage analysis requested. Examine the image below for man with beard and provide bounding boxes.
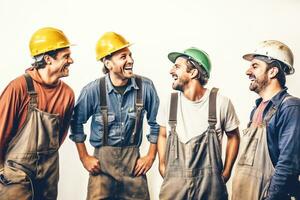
[70,32,159,200]
[157,47,240,200]
[0,27,75,199]
[232,40,300,200]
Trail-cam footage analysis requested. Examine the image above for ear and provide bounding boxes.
[268,67,279,79]
[104,59,113,70]
[43,55,52,65]
[190,68,199,79]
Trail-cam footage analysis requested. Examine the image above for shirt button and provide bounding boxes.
[121,122,124,126]
[121,107,124,110]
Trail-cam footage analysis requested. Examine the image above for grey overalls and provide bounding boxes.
[159,88,228,200]
[86,76,150,200]
[0,74,60,200]
[232,96,299,200]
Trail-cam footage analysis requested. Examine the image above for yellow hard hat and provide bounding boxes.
[29,27,71,57]
[96,32,131,61]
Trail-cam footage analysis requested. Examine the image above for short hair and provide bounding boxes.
[255,55,286,88]
[267,60,286,88]
[32,47,68,69]
[182,56,209,86]
[101,54,113,74]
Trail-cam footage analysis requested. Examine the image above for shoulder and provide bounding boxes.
[214,88,231,105]
[279,95,300,113]
[4,74,27,94]
[81,78,101,93]
[135,75,155,87]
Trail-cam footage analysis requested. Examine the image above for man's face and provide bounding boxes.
[246,58,270,94]
[48,48,74,78]
[169,57,192,91]
[106,47,134,80]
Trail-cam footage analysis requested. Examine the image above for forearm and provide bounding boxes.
[223,129,240,179]
[75,142,90,161]
[157,126,167,177]
[146,143,157,160]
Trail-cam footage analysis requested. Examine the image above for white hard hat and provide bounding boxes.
[243,40,294,75]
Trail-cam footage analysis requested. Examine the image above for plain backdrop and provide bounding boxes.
[0,0,299,199]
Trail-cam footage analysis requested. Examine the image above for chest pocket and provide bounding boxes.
[95,112,115,129]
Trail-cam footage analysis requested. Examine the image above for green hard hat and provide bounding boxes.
[168,47,211,77]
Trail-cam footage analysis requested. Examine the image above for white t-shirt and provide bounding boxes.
[157,88,240,144]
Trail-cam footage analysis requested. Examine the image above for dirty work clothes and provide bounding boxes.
[157,88,239,145]
[85,76,151,200]
[86,146,149,200]
[248,88,300,199]
[0,74,60,200]
[160,88,228,200]
[0,67,74,164]
[232,93,300,200]
[231,107,276,200]
[70,74,159,147]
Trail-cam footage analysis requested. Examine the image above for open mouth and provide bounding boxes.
[249,76,255,82]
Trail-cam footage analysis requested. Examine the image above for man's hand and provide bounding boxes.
[81,155,101,175]
[134,155,155,176]
[222,170,231,183]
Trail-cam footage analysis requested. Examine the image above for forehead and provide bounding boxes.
[57,47,71,55]
[113,47,131,57]
[251,58,268,66]
[175,56,188,65]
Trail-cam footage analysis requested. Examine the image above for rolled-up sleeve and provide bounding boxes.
[69,87,95,143]
[144,80,160,144]
[267,105,300,199]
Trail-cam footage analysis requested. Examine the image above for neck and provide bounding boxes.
[37,67,59,85]
[182,80,206,101]
[259,81,282,101]
[109,73,129,86]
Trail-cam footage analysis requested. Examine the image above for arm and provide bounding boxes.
[157,126,167,177]
[223,128,240,182]
[69,85,100,173]
[134,143,157,176]
[134,79,160,176]
[75,142,100,174]
[266,105,300,199]
[0,81,23,167]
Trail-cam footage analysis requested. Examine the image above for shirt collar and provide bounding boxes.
[255,87,289,108]
[105,74,139,94]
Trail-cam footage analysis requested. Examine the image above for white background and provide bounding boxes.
[0,0,299,199]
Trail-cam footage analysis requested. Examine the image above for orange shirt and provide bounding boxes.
[0,67,74,161]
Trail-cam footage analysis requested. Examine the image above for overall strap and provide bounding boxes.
[168,93,178,132]
[99,77,108,146]
[24,73,38,108]
[264,95,293,122]
[208,88,219,129]
[130,75,144,144]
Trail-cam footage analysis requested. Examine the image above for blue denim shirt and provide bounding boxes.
[250,88,300,199]
[70,74,160,147]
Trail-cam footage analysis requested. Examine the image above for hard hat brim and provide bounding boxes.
[242,53,295,75]
[97,43,132,61]
[168,52,190,63]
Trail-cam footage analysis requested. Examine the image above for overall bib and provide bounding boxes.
[0,74,60,200]
[232,96,299,200]
[159,88,228,200]
[86,76,150,200]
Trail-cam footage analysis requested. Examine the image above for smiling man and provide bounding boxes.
[0,27,75,200]
[70,32,159,200]
[232,40,300,200]
[157,47,240,200]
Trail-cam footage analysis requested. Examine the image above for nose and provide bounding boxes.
[69,56,74,64]
[127,55,134,64]
[246,66,252,76]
